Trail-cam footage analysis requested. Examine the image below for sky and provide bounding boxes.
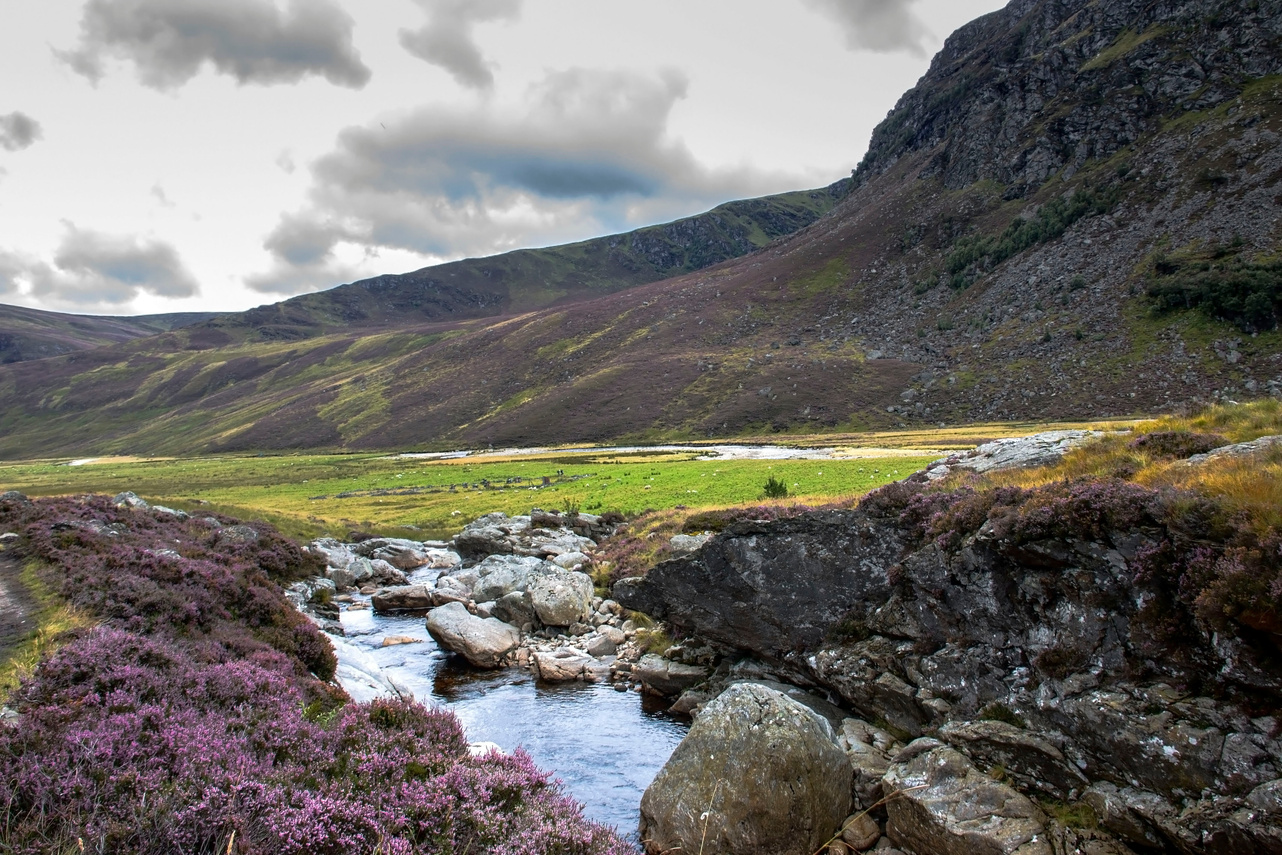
[0,0,1006,317]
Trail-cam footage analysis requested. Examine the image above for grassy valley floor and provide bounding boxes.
[0,421,1126,542]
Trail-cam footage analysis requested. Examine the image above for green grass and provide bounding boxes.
[0,450,937,542]
[0,558,91,706]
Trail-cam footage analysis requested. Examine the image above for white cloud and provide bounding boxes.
[247,66,813,294]
[399,0,521,92]
[57,0,371,90]
[0,112,43,152]
[803,0,932,57]
[2,225,200,310]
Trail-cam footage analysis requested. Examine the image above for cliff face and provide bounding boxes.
[615,441,1282,853]
[857,0,1282,192]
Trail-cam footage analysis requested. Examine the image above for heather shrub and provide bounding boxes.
[1127,430,1228,460]
[0,496,630,854]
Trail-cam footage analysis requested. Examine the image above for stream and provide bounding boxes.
[332,572,690,844]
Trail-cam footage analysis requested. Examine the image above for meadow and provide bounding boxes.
[0,449,937,541]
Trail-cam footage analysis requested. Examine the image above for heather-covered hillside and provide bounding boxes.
[0,492,628,854]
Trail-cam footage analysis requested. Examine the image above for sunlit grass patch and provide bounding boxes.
[0,559,91,706]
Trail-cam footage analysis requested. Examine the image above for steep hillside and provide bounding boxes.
[0,0,1280,457]
[200,183,849,342]
[0,304,216,364]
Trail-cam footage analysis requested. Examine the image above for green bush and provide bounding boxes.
[762,476,789,499]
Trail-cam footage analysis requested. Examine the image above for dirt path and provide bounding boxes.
[0,553,36,663]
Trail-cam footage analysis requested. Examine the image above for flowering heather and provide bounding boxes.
[859,475,1282,664]
[0,494,631,854]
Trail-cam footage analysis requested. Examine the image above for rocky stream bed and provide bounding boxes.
[279,431,1282,855]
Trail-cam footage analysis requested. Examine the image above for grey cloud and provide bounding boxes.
[803,0,932,57]
[248,67,815,294]
[0,112,43,152]
[2,226,200,308]
[399,0,520,91]
[59,0,370,90]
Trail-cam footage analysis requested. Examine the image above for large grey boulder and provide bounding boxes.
[426,602,520,668]
[639,683,850,855]
[471,554,544,603]
[883,739,1051,855]
[528,567,594,626]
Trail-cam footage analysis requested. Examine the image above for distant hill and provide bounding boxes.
[0,304,217,364]
[0,0,1279,458]
[200,182,850,343]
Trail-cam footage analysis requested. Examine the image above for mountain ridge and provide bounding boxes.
[0,0,1279,458]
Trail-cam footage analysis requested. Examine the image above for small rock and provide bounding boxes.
[534,647,595,681]
[670,533,712,553]
[841,813,880,851]
[112,491,151,510]
[380,635,421,647]
[586,634,617,657]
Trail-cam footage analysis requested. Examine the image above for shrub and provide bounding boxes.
[0,497,630,854]
[762,476,789,499]
[1127,430,1228,460]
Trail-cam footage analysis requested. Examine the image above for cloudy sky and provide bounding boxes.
[0,0,1005,316]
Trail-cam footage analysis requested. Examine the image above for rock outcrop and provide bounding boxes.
[639,683,851,855]
[616,473,1282,853]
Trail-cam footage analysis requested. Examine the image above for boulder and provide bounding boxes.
[0,491,31,506]
[597,625,626,645]
[585,633,617,657]
[112,491,151,510]
[493,590,538,628]
[426,602,520,668]
[152,505,189,520]
[639,683,851,855]
[471,554,544,602]
[528,567,594,626]
[325,565,357,590]
[533,647,596,682]
[371,585,436,613]
[633,654,711,697]
[883,739,1051,855]
[368,540,432,570]
[218,524,260,545]
[926,430,1101,477]
[551,551,591,569]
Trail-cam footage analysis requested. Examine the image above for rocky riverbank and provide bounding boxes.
[613,432,1282,855]
[292,509,715,700]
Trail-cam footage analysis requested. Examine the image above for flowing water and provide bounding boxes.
[337,586,689,843]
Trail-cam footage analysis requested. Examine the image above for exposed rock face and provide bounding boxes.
[615,511,905,657]
[923,430,1101,481]
[616,490,1282,852]
[639,683,851,855]
[425,602,520,668]
[883,739,1051,855]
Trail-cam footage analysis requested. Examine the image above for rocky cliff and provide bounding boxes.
[616,430,1282,853]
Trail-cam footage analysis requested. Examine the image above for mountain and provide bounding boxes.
[0,0,1279,458]
[198,183,850,343]
[0,304,217,364]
